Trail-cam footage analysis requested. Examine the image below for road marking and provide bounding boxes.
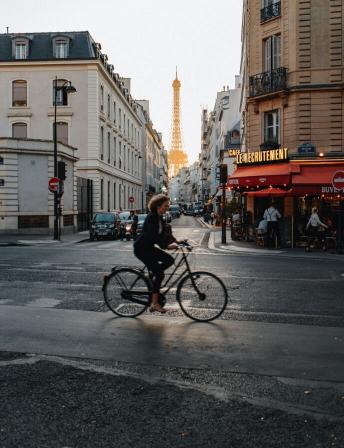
[26,298,62,308]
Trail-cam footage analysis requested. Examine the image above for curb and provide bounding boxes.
[208,231,344,261]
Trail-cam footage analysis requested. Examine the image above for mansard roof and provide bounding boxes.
[0,31,96,61]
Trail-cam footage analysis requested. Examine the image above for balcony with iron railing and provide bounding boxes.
[249,67,287,98]
[261,1,281,23]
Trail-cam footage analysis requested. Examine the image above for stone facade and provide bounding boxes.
[0,138,78,233]
[242,0,344,156]
[0,31,144,220]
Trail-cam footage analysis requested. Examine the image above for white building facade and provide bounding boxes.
[0,138,78,233]
[0,31,144,233]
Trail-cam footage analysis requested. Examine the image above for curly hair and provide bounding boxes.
[148,194,170,212]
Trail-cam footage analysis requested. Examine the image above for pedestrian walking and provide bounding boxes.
[305,207,328,252]
[263,202,282,248]
[210,211,215,225]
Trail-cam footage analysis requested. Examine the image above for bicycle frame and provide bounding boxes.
[107,246,201,307]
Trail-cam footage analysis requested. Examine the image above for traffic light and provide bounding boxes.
[57,161,67,180]
[219,164,228,185]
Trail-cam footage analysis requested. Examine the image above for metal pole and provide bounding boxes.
[221,182,226,244]
[53,76,59,240]
[337,191,343,254]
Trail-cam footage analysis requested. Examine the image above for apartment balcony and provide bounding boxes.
[261,1,281,23]
[249,67,287,98]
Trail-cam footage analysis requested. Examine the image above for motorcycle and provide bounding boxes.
[121,220,137,241]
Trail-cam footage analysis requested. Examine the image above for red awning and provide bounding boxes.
[291,163,344,195]
[246,187,291,197]
[229,163,292,188]
[292,164,344,185]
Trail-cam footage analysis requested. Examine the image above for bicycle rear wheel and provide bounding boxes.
[103,267,151,317]
[176,271,228,322]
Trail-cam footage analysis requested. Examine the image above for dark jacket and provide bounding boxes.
[134,212,167,250]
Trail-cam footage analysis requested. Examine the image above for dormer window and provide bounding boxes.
[12,36,30,60]
[16,42,27,59]
[55,40,68,58]
[52,36,70,59]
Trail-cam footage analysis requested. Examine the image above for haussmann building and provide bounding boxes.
[230,0,344,250]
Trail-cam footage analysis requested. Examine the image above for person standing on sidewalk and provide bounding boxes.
[264,202,282,248]
[305,207,328,252]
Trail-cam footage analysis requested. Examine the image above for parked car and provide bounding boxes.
[136,214,148,236]
[90,212,120,240]
[169,204,181,219]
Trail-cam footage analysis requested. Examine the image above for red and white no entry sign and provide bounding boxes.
[48,177,60,193]
[332,170,344,192]
[128,196,135,203]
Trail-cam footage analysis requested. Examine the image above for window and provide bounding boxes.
[127,119,129,137]
[113,183,116,209]
[55,40,68,58]
[113,137,117,166]
[123,145,126,171]
[56,122,68,145]
[100,126,104,160]
[264,35,281,71]
[107,180,110,211]
[261,0,281,23]
[118,108,122,129]
[0,157,3,165]
[53,79,68,106]
[113,101,116,123]
[264,110,280,143]
[15,42,27,59]
[262,0,279,6]
[100,85,104,111]
[131,124,134,141]
[119,141,122,169]
[107,131,111,163]
[107,94,111,118]
[100,179,104,210]
[12,123,27,139]
[12,80,27,107]
[123,114,126,134]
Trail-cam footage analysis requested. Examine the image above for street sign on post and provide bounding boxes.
[48,177,60,193]
[128,196,135,203]
[332,170,344,191]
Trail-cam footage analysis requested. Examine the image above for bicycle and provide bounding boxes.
[102,242,228,322]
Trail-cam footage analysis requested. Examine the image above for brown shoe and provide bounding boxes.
[149,304,167,314]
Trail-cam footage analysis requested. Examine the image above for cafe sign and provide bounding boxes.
[227,149,241,157]
[236,148,288,166]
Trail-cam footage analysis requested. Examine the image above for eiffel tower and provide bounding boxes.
[168,69,189,177]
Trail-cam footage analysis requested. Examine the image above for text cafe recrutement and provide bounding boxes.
[236,148,288,165]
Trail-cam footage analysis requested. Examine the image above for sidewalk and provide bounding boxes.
[0,230,89,246]
[200,218,344,259]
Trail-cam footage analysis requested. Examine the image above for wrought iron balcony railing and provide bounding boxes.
[249,67,287,98]
[261,1,281,23]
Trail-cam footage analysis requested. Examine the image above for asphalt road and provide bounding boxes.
[1,215,344,447]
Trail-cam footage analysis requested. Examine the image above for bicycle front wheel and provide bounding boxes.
[103,267,151,317]
[176,271,228,322]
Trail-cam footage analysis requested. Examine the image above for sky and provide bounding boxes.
[2,0,243,163]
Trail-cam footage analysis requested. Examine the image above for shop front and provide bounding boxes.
[228,150,344,251]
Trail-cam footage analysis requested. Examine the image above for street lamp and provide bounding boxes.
[53,77,76,240]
